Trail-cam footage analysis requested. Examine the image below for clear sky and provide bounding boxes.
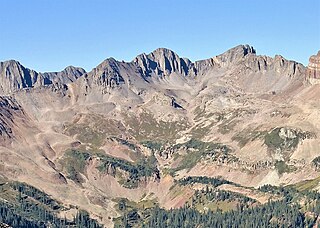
[0,0,319,72]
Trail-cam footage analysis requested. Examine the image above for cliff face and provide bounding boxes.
[307,51,320,79]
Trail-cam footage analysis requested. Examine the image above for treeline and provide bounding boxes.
[62,149,159,188]
[260,184,320,214]
[141,141,163,152]
[192,188,256,206]
[111,137,139,152]
[0,181,101,228]
[97,153,159,188]
[141,200,314,228]
[11,182,61,210]
[62,149,91,183]
[172,138,230,154]
[178,176,232,187]
[0,201,101,228]
[115,184,320,227]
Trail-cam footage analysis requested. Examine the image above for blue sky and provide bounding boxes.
[0,0,319,72]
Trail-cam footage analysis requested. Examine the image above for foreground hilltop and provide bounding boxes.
[0,45,320,227]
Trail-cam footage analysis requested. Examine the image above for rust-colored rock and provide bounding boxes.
[307,51,320,79]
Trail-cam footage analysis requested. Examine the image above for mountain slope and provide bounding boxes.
[0,45,319,227]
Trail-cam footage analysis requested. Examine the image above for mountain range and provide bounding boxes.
[0,45,320,227]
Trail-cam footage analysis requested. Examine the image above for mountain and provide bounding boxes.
[0,60,86,94]
[0,60,38,94]
[0,45,320,227]
[134,47,193,77]
[40,65,86,85]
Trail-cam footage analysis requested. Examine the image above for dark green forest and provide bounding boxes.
[2,177,320,227]
[114,181,320,228]
[0,180,101,228]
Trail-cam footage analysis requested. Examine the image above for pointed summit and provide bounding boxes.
[149,48,180,59]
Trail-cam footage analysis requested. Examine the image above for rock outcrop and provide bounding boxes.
[307,51,320,79]
[242,54,305,78]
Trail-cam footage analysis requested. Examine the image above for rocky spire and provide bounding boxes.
[307,51,320,79]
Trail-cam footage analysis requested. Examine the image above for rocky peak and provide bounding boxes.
[95,58,119,72]
[133,48,192,77]
[61,66,86,78]
[0,60,38,94]
[0,60,88,95]
[307,50,320,79]
[215,44,256,66]
[89,58,124,89]
[227,50,305,80]
[41,66,86,85]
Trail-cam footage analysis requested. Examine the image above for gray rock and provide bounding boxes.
[133,48,192,77]
[0,60,86,94]
[0,44,307,97]
[215,44,256,66]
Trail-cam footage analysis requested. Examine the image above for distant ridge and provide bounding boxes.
[0,44,306,95]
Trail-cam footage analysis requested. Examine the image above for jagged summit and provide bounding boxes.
[133,47,192,77]
[41,66,86,85]
[131,45,258,77]
[235,44,256,55]
[215,44,256,66]
[0,60,86,94]
[0,60,38,93]
[0,45,307,95]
